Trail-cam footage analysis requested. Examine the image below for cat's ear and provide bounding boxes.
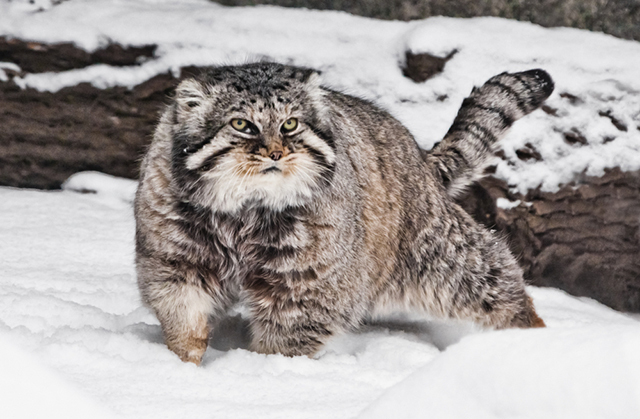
[304,71,331,121]
[292,67,320,84]
[175,79,207,112]
[173,78,212,125]
[305,71,323,88]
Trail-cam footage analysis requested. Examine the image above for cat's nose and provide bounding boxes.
[270,150,283,161]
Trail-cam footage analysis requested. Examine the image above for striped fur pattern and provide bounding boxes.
[428,69,554,197]
[135,63,552,364]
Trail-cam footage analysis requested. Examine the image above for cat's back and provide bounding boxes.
[324,90,432,194]
[322,90,437,286]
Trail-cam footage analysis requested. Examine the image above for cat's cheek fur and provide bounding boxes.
[188,153,322,213]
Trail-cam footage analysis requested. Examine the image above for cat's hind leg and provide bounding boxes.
[398,207,545,330]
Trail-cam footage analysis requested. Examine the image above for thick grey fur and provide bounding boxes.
[135,63,552,364]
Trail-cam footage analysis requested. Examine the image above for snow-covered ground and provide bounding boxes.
[2,1,640,418]
[2,173,640,418]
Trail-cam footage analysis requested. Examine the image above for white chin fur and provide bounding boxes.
[191,154,323,213]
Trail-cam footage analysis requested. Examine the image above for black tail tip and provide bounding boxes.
[520,68,554,99]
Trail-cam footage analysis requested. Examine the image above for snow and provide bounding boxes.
[0,61,21,82]
[496,197,521,210]
[2,0,640,194]
[1,1,640,417]
[0,332,119,419]
[360,318,640,419]
[62,171,138,203]
[2,172,640,418]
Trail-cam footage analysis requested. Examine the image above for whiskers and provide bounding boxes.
[192,149,333,212]
[292,150,334,188]
[230,160,254,193]
[289,158,318,187]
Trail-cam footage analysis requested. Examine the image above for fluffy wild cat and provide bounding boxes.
[135,63,553,364]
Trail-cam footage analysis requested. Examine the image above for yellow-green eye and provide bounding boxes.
[231,119,248,131]
[282,118,298,132]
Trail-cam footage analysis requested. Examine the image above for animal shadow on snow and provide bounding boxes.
[124,322,165,345]
[205,313,478,353]
[122,310,477,356]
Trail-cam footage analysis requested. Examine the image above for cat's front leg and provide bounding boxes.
[248,312,334,357]
[137,258,224,365]
[243,269,351,357]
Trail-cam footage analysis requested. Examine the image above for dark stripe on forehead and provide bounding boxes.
[197,147,234,172]
[485,81,528,113]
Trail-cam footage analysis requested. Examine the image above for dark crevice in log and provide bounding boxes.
[457,168,640,313]
[0,37,156,73]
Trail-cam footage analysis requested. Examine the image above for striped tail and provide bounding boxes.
[427,69,554,197]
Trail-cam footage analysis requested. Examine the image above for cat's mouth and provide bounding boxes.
[261,166,282,174]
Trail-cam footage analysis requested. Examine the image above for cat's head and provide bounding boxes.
[168,62,336,213]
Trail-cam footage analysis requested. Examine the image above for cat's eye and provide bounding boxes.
[230,118,259,135]
[281,118,298,133]
[231,119,248,131]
